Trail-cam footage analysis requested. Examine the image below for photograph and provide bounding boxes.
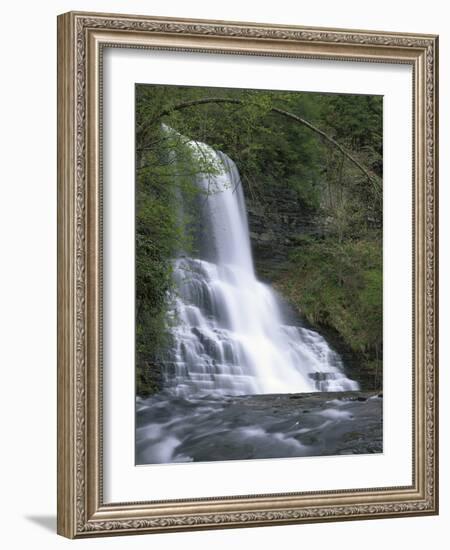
[55,10,438,538]
[134,84,384,465]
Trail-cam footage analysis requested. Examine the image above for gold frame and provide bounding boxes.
[57,11,439,538]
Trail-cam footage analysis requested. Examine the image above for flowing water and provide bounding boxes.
[136,133,368,464]
[162,142,358,396]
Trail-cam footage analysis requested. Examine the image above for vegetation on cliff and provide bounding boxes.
[135,84,383,394]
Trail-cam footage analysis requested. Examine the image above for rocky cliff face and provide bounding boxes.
[243,185,321,278]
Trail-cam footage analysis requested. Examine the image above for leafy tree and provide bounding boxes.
[135,84,383,394]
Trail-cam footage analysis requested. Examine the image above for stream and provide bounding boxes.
[136,391,382,464]
[136,131,382,465]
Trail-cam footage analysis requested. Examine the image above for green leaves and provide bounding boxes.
[134,83,383,394]
[276,237,382,378]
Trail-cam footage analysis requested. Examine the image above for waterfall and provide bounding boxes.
[162,131,358,397]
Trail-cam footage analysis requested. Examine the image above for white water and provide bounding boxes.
[163,136,358,396]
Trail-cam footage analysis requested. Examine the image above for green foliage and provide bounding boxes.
[275,236,382,383]
[134,83,383,394]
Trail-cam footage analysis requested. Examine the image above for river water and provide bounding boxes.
[136,134,380,465]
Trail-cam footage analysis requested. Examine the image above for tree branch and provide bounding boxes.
[158,97,381,196]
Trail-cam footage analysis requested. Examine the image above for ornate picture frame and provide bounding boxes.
[57,11,438,538]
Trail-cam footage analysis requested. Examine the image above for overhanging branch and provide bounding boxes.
[155,97,381,195]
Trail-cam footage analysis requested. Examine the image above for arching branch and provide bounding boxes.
[155,97,381,195]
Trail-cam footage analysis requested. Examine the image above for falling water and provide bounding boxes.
[162,132,358,397]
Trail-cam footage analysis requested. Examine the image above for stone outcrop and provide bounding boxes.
[243,184,321,277]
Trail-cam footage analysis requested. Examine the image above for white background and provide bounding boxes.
[0,0,447,548]
[103,50,412,502]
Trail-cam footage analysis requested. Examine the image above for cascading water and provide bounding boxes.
[135,129,380,466]
[162,132,358,397]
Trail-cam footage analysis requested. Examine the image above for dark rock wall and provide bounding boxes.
[244,186,321,278]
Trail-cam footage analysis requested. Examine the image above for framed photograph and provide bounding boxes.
[57,11,439,538]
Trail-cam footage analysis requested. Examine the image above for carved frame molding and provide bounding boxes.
[57,11,438,538]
